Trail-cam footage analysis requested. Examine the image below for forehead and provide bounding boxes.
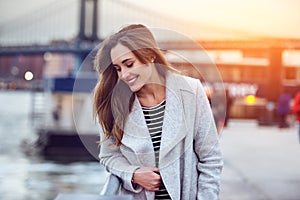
[110,43,135,64]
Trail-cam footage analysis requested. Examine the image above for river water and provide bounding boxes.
[0,91,107,200]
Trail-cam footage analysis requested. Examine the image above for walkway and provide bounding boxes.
[220,119,300,200]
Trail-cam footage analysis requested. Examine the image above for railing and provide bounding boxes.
[54,173,126,200]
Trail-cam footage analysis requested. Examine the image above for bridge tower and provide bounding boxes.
[77,0,99,42]
[74,0,100,74]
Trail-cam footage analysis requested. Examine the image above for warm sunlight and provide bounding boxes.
[127,0,300,39]
[1,0,299,42]
[1,1,300,200]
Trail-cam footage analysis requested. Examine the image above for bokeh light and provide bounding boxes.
[24,71,34,81]
[245,95,256,105]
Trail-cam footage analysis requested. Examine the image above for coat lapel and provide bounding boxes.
[159,73,194,168]
[122,97,156,166]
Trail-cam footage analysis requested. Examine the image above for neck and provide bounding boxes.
[136,74,166,107]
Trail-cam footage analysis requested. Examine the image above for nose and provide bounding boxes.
[119,67,130,80]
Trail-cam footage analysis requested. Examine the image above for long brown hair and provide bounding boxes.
[93,24,173,146]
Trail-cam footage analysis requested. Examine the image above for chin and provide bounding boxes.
[129,87,140,93]
[129,85,143,93]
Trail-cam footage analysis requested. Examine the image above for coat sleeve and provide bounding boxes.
[193,81,223,200]
[99,128,143,193]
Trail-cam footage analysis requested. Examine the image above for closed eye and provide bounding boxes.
[126,62,133,68]
[112,60,134,72]
[122,58,134,68]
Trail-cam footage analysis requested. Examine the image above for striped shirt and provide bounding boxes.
[142,100,171,200]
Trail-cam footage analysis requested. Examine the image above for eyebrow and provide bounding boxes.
[121,58,132,64]
[112,58,132,67]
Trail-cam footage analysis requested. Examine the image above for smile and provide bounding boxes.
[126,76,138,86]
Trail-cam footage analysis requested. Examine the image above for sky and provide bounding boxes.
[0,0,299,42]
[128,0,300,39]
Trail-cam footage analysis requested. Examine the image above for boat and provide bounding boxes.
[30,68,100,162]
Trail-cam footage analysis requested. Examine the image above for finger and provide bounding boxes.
[152,184,160,191]
[151,167,160,173]
[146,184,159,191]
[152,172,161,181]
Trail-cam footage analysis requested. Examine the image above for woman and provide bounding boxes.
[93,24,223,199]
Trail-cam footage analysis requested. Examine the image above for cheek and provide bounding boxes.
[142,65,153,78]
[129,64,152,79]
[116,71,122,78]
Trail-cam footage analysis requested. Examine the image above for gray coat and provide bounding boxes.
[99,72,223,200]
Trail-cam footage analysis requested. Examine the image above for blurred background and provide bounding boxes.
[0,0,300,199]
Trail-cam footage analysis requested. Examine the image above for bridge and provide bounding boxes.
[1,0,300,102]
[1,38,300,55]
[2,0,300,51]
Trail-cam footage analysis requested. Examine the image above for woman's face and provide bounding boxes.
[110,43,153,92]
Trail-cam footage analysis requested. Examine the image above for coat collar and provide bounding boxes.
[122,72,195,167]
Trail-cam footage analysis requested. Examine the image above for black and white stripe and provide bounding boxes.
[142,100,171,200]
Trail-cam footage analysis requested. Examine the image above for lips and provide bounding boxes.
[125,76,138,86]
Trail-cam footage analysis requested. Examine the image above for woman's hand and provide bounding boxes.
[132,167,161,191]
